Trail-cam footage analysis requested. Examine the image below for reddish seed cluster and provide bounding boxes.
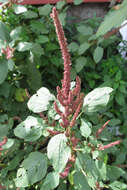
[0,184,6,190]
[96,120,110,138]
[0,137,7,151]
[98,140,122,151]
[1,46,14,59]
[51,7,84,132]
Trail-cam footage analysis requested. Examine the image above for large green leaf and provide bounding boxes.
[77,25,93,36]
[15,152,47,187]
[38,4,52,16]
[107,166,125,181]
[76,152,99,180]
[0,60,8,84]
[83,87,113,114]
[14,116,44,142]
[74,0,83,5]
[80,119,92,138]
[13,4,27,14]
[26,53,42,91]
[27,87,54,113]
[93,46,104,63]
[23,11,38,19]
[78,42,91,55]
[0,21,10,42]
[47,134,71,173]
[75,57,87,73]
[73,172,91,190]
[16,42,33,52]
[40,172,59,190]
[10,26,22,41]
[96,0,127,37]
[109,181,127,190]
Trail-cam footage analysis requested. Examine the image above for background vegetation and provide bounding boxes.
[0,0,127,189]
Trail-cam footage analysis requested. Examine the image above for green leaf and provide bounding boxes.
[35,35,49,44]
[30,21,48,34]
[115,92,126,105]
[13,4,27,14]
[59,12,66,26]
[115,70,122,81]
[110,118,121,126]
[10,26,22,41]
[77,25,93,36]
[8,59,14,71]
[95,160,107,181]
[56,1,66,10]
[93,46,104,63]
[109,181,127,190]
[23,10,38,19]
[80,119,92,138]
[0,124,9,138]
[83,87,113,114]
[27,87,54,113]
[27,53,42,90]
[0,60,8,84]
[14,116,44,142]
[68,42,79,52]
[17,42,33,52]
[0,21,10,42]
[107,166,125,181]
[15,152,47,187]
[74,0,83,5]
[76,152,99,180]
[78,42,90,55]
[73,172,91,190]
[75,57,87,73]
[0,81,10,98]
[15,88,27,102]
[38,4,52,16]
[119,84,127,94]
[31,43,44,57]
[40,172,59,190]
[96,0,127,37]
[47,134,71,173]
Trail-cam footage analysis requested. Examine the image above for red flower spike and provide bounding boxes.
[47,129,62,136]
[70,102,83,127]
[71,136,79,147]
[51,7,71,98]
[1,46,14,59]
[98,140,122,150]
[59,164,72,178]
[68,155,76,163]
[96,120,110,138]
[54,101,62,116]
[72,76,81,96]
[0,137,7,147]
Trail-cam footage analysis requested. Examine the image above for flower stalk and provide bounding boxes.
[98,140,122,150]
[51,7,84,137]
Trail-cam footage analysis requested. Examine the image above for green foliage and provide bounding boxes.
[14,152,47,187]
[0,1,127,190]
[96,0,127,37]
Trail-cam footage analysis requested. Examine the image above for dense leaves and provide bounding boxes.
[0,1,127,189]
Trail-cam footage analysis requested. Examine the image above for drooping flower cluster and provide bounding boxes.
[1,46,14,59]
[51,7,84,134]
